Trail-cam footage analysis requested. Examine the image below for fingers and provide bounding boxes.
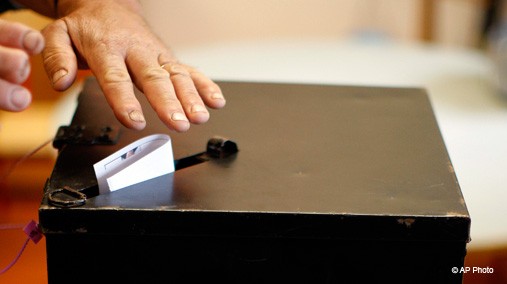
[0,19,44,55]
[188,68,226,109]
[129,48,228,131]
[0,45,30,84]
[41,19,78,91]
[161,62,210,125]
[0,19,40,112]
[0,79,32,112]
[38,11,225,131]
[129,52,226,132]
[127,52,190,132]
[91,53,147,131]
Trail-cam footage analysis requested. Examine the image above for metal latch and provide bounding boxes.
[175,136,239,170]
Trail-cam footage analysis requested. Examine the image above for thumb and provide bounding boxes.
[41,19,78,91]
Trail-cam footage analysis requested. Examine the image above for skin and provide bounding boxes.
[0,18,44,111]
[1,0,225,131]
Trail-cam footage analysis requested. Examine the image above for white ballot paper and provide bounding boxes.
[93,134,175,194]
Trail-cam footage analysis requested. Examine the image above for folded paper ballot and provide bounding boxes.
[93,134,175,194]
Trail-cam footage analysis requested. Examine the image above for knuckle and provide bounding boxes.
[206,82,221,92]
[0,50,29,83]
[169,64,190,78]
[180,88,199,98]
[140,67,169,83]
[159,96,180,106]
[41,48,70,71]
[103,68,131,84]
[41,19,65,37]
[0,49,27,68]
[153,98,182,115]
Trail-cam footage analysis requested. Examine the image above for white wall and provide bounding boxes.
[140,0,422,49]
[140,0,485,50]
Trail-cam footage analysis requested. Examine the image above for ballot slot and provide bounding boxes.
[93,134,175,194]
[46,134,238,208]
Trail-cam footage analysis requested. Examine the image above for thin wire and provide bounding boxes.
[0,237,30,275]
[0,224,24,230]
[0,138,53,184]
[0,138,53,274]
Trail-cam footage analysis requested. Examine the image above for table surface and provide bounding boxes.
[56,37,507,249]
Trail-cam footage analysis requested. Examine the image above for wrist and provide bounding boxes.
[56,0,143,18]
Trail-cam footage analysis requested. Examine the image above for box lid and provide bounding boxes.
[39,77,470,241]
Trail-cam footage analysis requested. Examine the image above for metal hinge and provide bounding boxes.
[52,125,121,150]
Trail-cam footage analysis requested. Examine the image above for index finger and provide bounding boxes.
[0,19,44,55]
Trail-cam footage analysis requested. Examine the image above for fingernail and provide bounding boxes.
[128,110,145,123]
[11,88,31,110]
[19,59,30,82]
[52,69,68,85]
[191,104,207,113]
[23,31,44,54]
[211,92,225,101]
[171,112,188,121]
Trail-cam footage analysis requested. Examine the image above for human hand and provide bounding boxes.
[0,18,44,111]
[41,0,225,131]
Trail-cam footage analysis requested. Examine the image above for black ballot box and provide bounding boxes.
[39,77,470,283]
